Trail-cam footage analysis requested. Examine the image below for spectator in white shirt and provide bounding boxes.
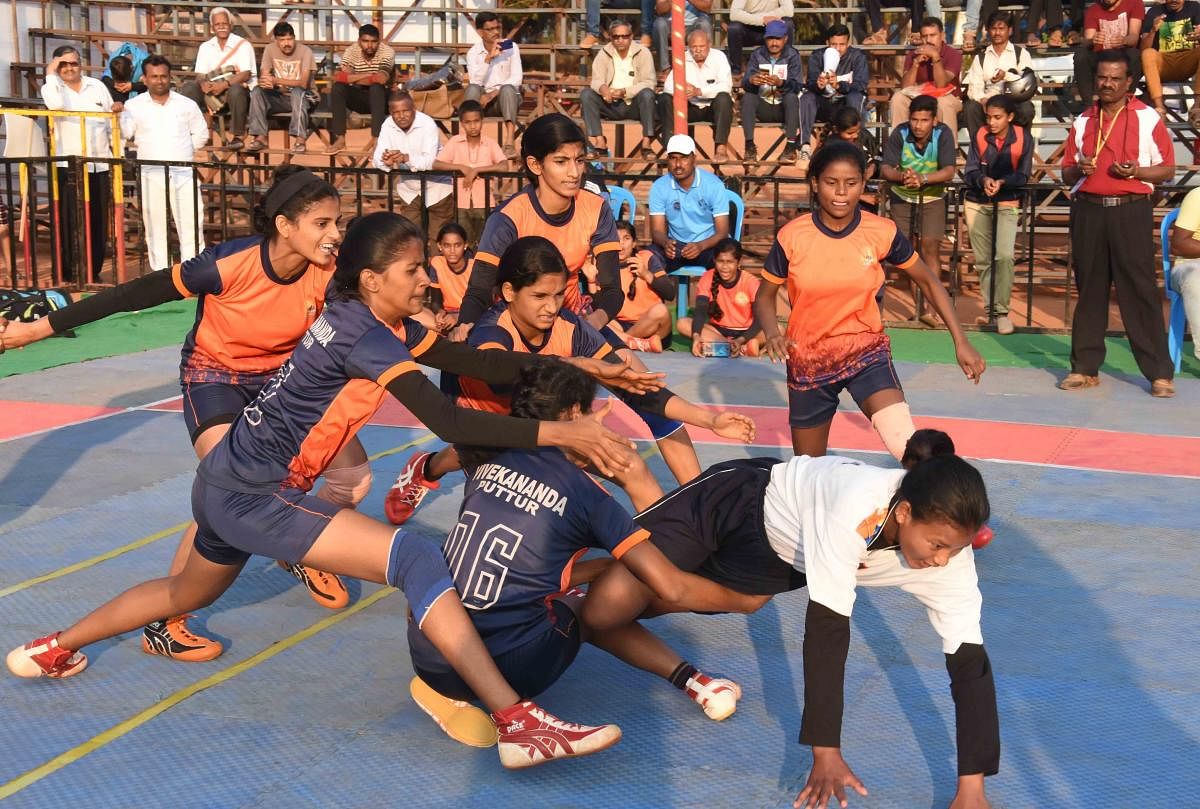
[963,11,1035,135]
[465,11,523,157]
[40,45,114,283]
[180,7,257,151]
[658,28,734,161]
[372,91,454,246]
[120,56,209,272]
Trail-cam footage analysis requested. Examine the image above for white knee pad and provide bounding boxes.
[870,402,916,462]
[316,461,373,508]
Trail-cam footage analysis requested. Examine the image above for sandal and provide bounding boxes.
[1048,29,1065,48]
[863,29,887,45]
[1057,373,1100,391]
[962,30,977,50]
[1026,34,1042,49]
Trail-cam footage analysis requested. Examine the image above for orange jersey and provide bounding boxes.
[174,236,331,385]
[695,268,760,331]
[429,255,474,313]
[616,250,667,323]
[476,186,620,313]
[761,210,917,389]
[454,303,613,414]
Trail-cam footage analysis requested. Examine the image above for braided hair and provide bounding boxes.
[707,238,743,322]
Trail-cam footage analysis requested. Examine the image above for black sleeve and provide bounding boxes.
[457,256,497,325]
[691,295,711,335]
[602,351,673,417]
[798,600,851,748]
[647,272,677,302]
[591,250,624,322]
[428,285,444,312]
[416,334,543,384]
[385,369,540,448]
[945,643,1000,777]
[47,269,183,333]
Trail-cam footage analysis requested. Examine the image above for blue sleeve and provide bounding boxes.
[176,246,223,296]
[763,238,789,281]
[591,200,619,251]
[400,317,434,354]
[346,325,419,383]
[849,50,868,95]
[460,211,518,324]
[805,52,821,92]
[742,51,761,91]
[578,480,647,557]
[426,262,440,286]
[884,227,917,267]
[646,250,666,274]
[648,176,669,216]
[963,133,985,190]
[881,128,903,169]
[564,310,612,358]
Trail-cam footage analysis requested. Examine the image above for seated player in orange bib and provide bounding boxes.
[677,238,765,358]
[596,220,676,353]
[427,222,475,334]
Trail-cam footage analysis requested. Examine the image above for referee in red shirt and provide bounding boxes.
[1061,49,1176,398]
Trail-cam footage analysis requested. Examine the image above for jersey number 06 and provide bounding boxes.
[443,511,525,610]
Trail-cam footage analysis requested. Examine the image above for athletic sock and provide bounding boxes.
[668,662,699,690]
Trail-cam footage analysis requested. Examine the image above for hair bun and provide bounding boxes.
[901,428,955,470]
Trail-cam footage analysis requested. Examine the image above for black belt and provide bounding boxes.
[1076,192,1150,207]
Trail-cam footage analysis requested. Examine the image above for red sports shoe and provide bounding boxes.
[972,525,994,550]
[491,701,621,769]
[685,672,742,720]
[624,334,663,353]
[385,451,440,525]
[6,632,88,679]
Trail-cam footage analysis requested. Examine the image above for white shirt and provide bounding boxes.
[194,32,258,90]
[663,49,733,108]
[762,455,984,654]
[39,75,114,171]
[466,41,523,92]
[965,41,1033,102]
[372,110,453,205]
[610,52,635,92]
[120,91,209,163]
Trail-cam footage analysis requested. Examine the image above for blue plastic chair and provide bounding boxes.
[607,185,638,223]
[1160,208,1186,374]
[671,188,746,320]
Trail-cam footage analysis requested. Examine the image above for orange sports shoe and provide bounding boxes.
[279,561,350,609]
[142,615,223,662]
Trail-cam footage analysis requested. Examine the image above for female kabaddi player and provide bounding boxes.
[5,212,667,769]
[583,430,999,808]
[385,236,755,524]
[677,237,765,358]
[427,222,475,334]
[753,140,987,460]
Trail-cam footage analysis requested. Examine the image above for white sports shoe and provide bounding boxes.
[685,673,742,721]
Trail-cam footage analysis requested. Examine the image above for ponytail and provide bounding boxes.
[901,428,956,470]
[896,430,990,531]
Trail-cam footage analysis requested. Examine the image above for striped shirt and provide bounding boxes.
[339,42,395,76]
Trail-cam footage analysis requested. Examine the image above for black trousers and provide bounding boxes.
[657,93,733,145]
[1069,196,1172,381]
[53,167,110,284]
[330,82,388,138]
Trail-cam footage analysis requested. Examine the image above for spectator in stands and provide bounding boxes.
[605,219,675,352]
[120,55,208,273]
[245,22,316,155]
[326,24,394,156]
[1061,50,1175,397]
[658,28,734,162]
[797,24,868,173]
[963,95,1033,336]
[372,91,454,246]
[861,1,942,44]
[890,17,962,134]
[101,56,144,107]
[881,94,955,297]
[1140,0,1200,125]
[581,18,657,160]
[1168,184,1200,361]
[648,134,730,275]
[465,11,523,158]
[433,100,508,247]
[963,11,1034,136]
[181,6,256,151]
[1075,0,1144,106]
[1023,0,1071,47]
[40,45,114,284]
[740,20,803,163]
[653,0,713,71]
[583,0,654,50]
[726,0,794,75]
[427,222,475,333]
[677,237,763,357]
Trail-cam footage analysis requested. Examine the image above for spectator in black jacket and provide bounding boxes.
[740,20,804,162]
[798,24,868,172]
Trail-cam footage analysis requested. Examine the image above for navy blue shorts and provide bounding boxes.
[191,475,342,566]
[407,590,584,701]
[711,324,754,340]
[598,325,684,440]
[636,458,807,597]
[787,354,902,429]
[181,381,262,444]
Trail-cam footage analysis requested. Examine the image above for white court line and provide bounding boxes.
[0,394,183,444]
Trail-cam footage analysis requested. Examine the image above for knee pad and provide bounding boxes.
[870,402,916,462]
[315,461,373,508]
[386,529,456,629]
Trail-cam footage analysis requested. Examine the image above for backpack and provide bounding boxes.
[0,288,69,323]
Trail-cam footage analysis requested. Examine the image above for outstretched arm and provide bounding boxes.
[945,643,999,808]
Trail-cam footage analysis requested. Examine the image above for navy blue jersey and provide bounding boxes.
[199,298,436,493]
[445,447,648,655]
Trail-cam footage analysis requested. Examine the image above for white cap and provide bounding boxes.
[665,134,696,156]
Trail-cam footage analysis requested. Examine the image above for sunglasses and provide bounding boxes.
[58,60,81,67]
[611,33,632,39]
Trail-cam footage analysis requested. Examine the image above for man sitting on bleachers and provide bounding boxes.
[740,20,802,163]
[372,91,454,245]
[465,11,523,158]
[1075,0,1143,107]
[325,24,394,156]
[890,17,962,135]
[245,22,315,154]
[726,0,794,76]
[181,6,256,151]
[964,11,1034,136]
[1140,0,1200,124]
[653,0,713,71]
[647,134,730,274]
[658,28,734,162]
[797,23,867,172]
[581,18,657,160]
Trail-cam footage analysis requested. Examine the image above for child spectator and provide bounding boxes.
[678,238,763,358]
[427,222,475,334]
[101,55,145,105]
[606,220,675,353]
[963,95,1033,336]
[432,100,509,247]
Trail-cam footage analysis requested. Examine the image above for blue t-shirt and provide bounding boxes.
[648,167,729,245]
[445,447,649,655]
